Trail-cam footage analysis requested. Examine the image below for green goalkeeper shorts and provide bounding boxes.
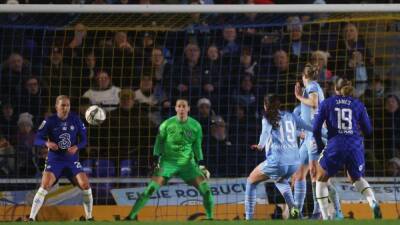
[154,160,203,183]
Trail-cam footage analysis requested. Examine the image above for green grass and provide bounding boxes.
[2,220,399,225]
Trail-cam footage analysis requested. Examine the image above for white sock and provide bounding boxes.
[29,187,48,220]
[353,178,376,208]
[316,181,330,220]
[82,188,93,219]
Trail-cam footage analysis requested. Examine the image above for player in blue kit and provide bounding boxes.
[292,63,342,219]
[313,78,381,220]
[245,94,313,220]
[29,95,93,221]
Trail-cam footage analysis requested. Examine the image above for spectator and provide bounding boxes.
[383,94,400,159]
[264,49,297,108]
[204,115,234,177]
[195,97,216,138]
[280,16,316,62]
[347,50,371,97]
[108,31,135,87]
[238,48,258,77]
[0,53,31,102]
[388,158,400,176]
[64,23,91,66]
[232,74,259,115]
[102,89,156,177]
[134,75,169,126]
[333,23,373,78]
[202,45,223,101]
[11,112,36,177]
[364,78,385,100]
[148,47,173,91]
[228,104,261,175]
[220,26,240,57]
[67,23,88,50]
[171,42,203,103]
[81,51,98,92]
[17,77,49,127]
[311,50,332,82]
[83,70,121,112]
[0,133,15,177]
[43,46,79,100]
[0,103,17,139]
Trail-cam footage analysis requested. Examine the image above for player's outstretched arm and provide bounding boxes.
[257,118,272,150]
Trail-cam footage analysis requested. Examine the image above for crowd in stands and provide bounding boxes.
[1,10,400,182]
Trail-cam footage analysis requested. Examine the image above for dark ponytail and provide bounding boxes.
[264,94,281,130]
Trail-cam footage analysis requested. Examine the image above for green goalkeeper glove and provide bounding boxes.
[151,155,161,175]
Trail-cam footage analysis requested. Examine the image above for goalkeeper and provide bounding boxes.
[127,99,214,220]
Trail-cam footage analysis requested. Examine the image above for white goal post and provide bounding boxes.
[1,4,400,14]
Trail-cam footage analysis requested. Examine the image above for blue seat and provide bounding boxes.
[81,159,94,176]
[95,159,116,177]
[120,159,133,177]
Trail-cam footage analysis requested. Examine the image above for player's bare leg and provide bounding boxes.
[309,159,322,218]
[75,172,93,220]
[29,171,56,221]
[128,176,166,220]
[190,175,214,220]
[245,164,269,220]
[292,164,308,215]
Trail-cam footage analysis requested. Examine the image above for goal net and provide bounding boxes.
[0,5,400,221]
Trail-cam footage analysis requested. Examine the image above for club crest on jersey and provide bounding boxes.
[184,130,193,138]
[70,125,75,131]
[38,121,46,130]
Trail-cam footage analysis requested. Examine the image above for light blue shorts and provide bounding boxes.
[260,161,299,181]
[299,131,320,164]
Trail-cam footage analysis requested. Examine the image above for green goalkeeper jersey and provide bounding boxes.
[154,116,203,165]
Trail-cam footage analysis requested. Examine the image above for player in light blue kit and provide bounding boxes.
[245,94,313,220]
[314,78,381,220]
[29,95,93,221]
[292,63,342,219]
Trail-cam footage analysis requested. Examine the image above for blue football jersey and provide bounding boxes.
[300,81,325,126]
[34,112,87,162]
[313,95,372,151]
[258,111,312,166]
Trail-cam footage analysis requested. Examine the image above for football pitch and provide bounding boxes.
[3,220,399,225]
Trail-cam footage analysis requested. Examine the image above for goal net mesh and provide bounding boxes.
[0,11,399,220]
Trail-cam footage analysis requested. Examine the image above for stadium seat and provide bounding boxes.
[95,159,116,177]
[120,159,133,177]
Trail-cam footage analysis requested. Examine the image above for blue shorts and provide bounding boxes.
[260,161,299,181]
[319,136,365,180]
[299,132,320,164]
[44,159,84,183]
